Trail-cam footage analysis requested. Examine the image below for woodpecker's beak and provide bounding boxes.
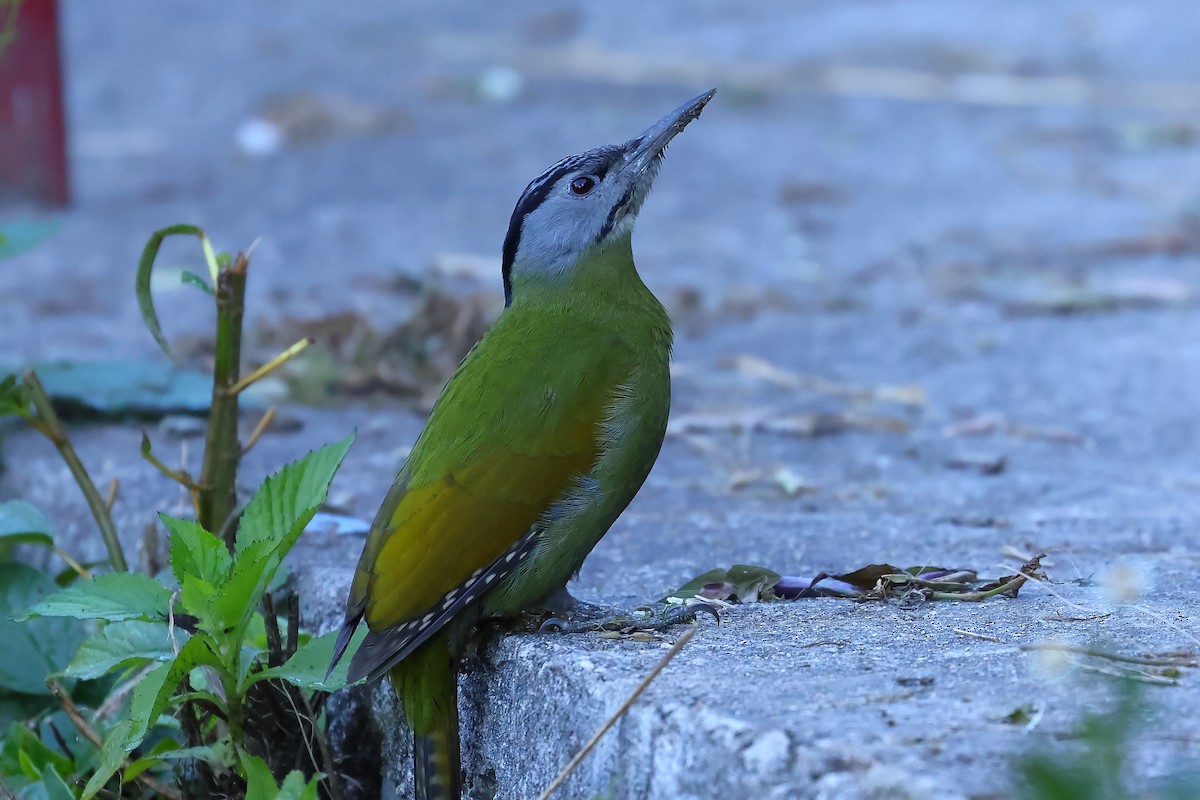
[621,89,716,178]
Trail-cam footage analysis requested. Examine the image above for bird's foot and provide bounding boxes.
[538,586,610,618]
[539,598,720,635]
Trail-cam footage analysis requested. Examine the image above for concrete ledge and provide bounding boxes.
[299,563,1199,800]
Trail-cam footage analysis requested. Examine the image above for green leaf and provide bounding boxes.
[236,434,356,556]
[5,723,74,784]
[663,564,781,604]
[162,514,231,585]
[0,500,54,549]
[81,719,135,800]
[63,620,182,680]
[148,740,232,766]
[121,661,174,752]
[0,564,84,694]
[39,763,76,800]
[135,224,210,358]
[241,752,278,800]
[279,769,322,800]
[0,372,32,418]
[0,218,59,260]
[240,753,322,800]
[21,572,172,623]
[206,541,277,636]
[135,634,224,753]
[180,270,215,296]
[205,435,354,643]
[250,628,361,691]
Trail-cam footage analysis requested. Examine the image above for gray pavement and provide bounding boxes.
[3,2,1200,798]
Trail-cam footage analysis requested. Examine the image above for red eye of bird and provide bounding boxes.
[570,176,596,195]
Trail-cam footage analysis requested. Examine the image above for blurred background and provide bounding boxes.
[5,0,1200,561]
[3,0,1198,369]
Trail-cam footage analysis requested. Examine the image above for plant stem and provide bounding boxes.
[198,252,248,548]
[24,370,128,572]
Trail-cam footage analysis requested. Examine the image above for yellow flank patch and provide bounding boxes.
[364,430,599,628]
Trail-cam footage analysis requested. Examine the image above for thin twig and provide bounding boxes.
[953,628,1005,644]
[104,478,119,511]
[24,370,128,571]
[262,592,284,667]
[928,572,1028,601]
[141,432,200,490]
[300,690,345,800]
[48,680,183,800]
[1020,644,1197,668]
[53,545,91,580]
[536,626,696,800]
[228,338,313,395]
[241,406,277,456]
[286,591,299,660]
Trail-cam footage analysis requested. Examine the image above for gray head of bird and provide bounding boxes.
[501,89,715,304]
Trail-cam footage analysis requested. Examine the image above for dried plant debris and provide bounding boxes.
[667,288,798,336]
[719,355,927,406]
[942,413,1087,445]
[663,565,782,604]
[1021,644,1195,685]
[205,284,500,408]
[944,452,1007,475]
[668,409,911,439]
[666,555,1045,608]
[1004,276,1193,316]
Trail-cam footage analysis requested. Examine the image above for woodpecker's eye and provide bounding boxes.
[570,176,596,195]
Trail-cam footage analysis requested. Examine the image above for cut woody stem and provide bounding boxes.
[198,251,247,549]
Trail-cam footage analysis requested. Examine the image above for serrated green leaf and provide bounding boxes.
[206,540,276,635]
[0,500,54,548]
[128,634,224,757]
[0,564,84,694]
[81,718,135,799]
[121,661,174,754]
[205,436,355,642]
[235,434,356,556]
[278,769,322,800]
[162,514,231,585]
[177,573,220,635]
[21,572,172,623]
[63,620,181,680]
[135,224,208,358]
[250,628,362,691]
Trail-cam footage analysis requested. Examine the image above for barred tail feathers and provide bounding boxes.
[391,638,461,800]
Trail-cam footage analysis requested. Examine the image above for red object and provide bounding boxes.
[0,0,69,206]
